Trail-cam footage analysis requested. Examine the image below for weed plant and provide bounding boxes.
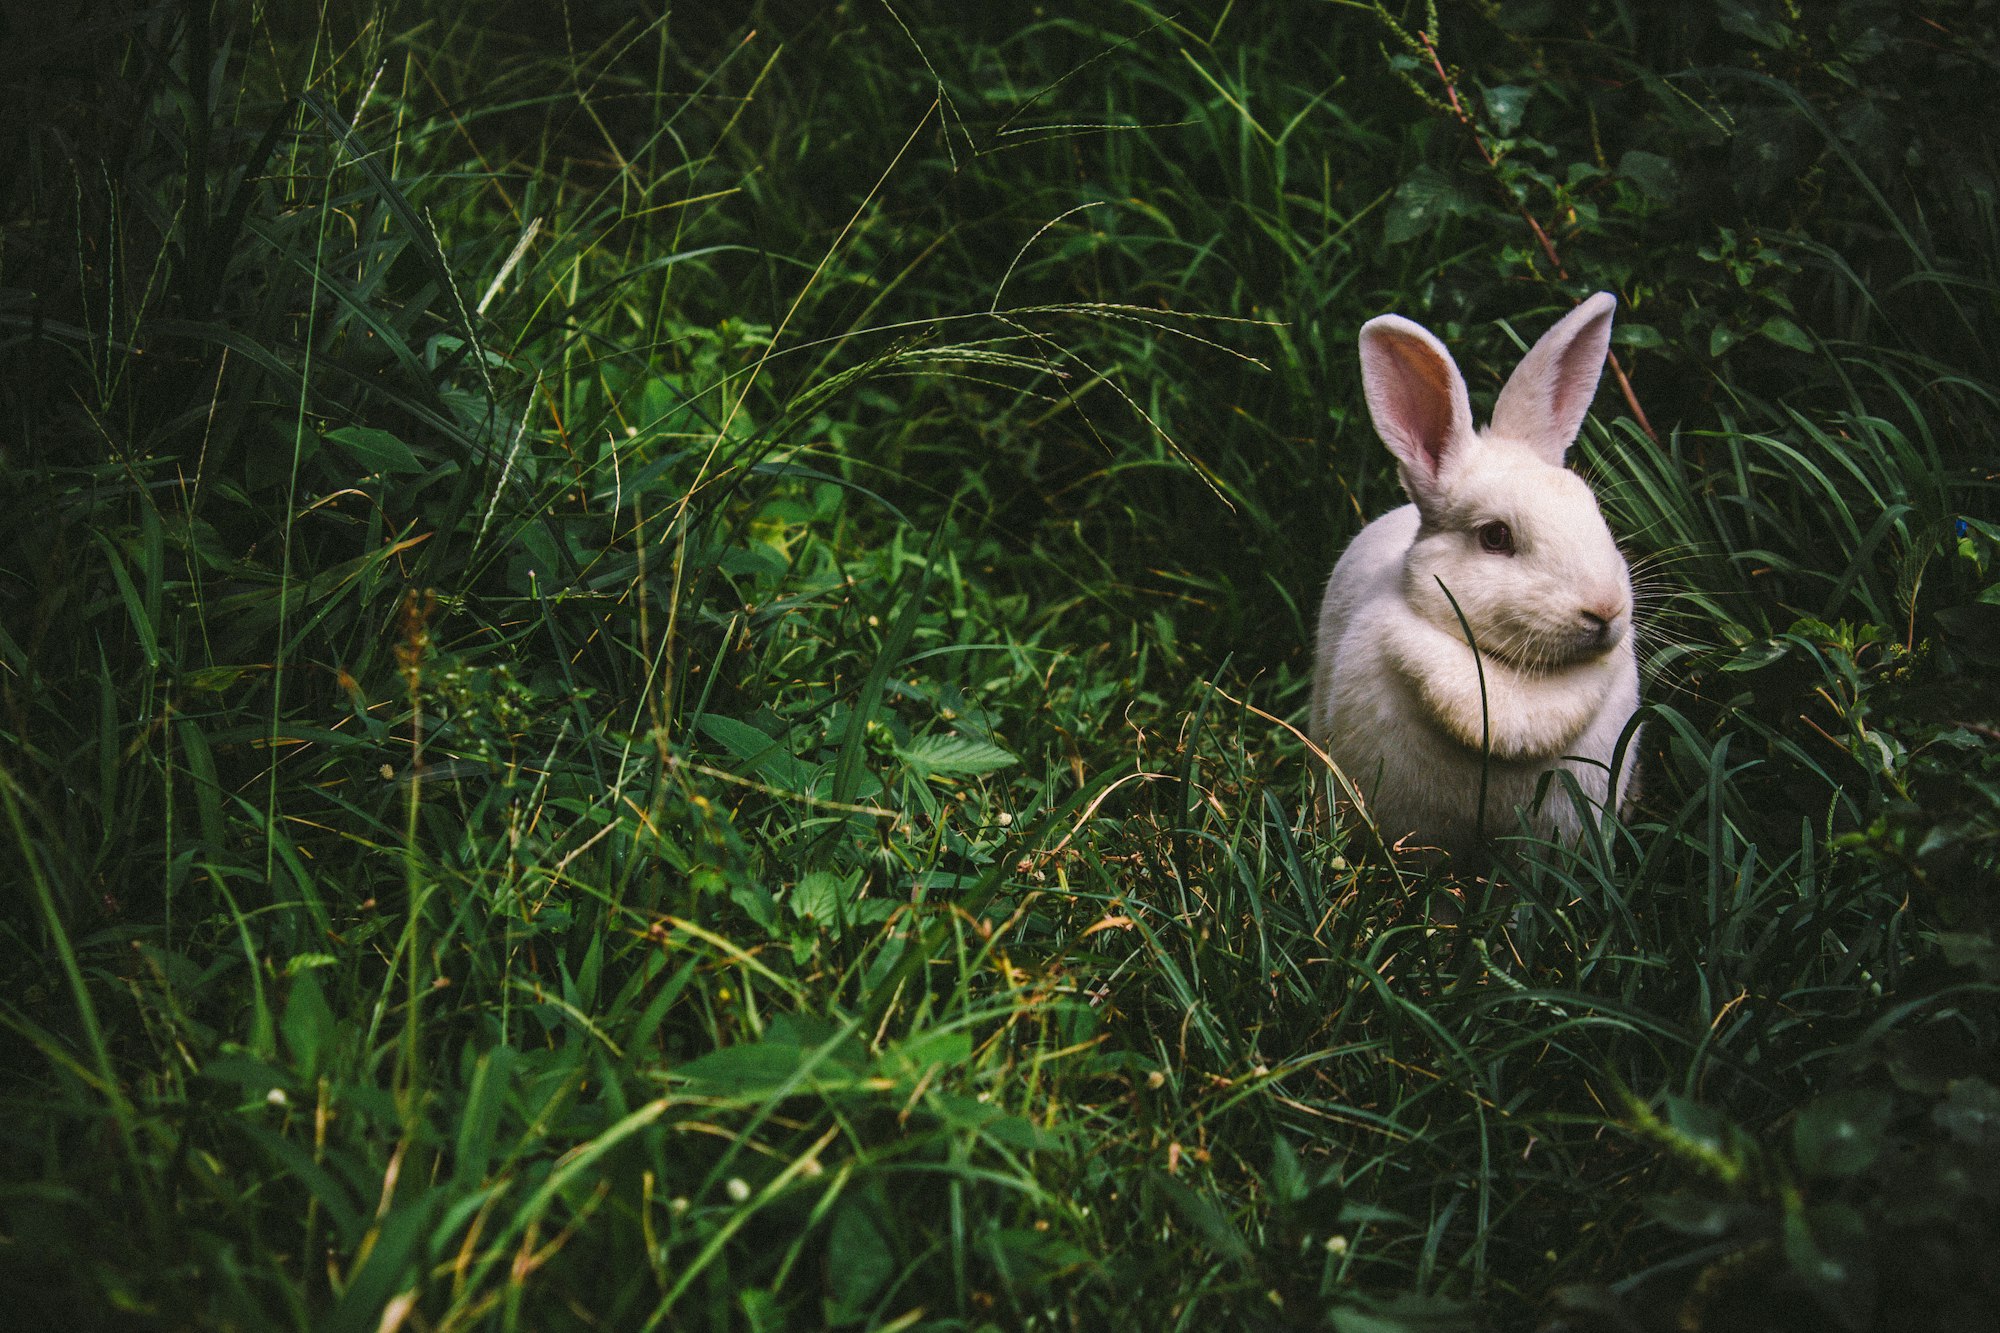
[0,2,1995,1330]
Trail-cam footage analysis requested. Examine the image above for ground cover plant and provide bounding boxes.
[1,1,1995,1328]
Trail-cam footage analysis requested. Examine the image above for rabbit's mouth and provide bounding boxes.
[1478,613,1627,673]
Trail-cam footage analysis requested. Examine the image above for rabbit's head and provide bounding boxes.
[1358,293,1631,672]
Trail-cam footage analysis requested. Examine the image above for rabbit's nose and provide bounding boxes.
[1579,608,1620,648]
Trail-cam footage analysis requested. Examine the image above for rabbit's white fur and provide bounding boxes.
[1309,293,1639,858]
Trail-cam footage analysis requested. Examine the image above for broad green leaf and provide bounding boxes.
[455,1045,516,1187]
[696,714,821,790]
[731,878,782,933]
[1482,84,1531,135]
[1781,1202,1870,1300]
[1618,149,1679,202]
[326,425,424,474]
[1716,0,1793,48]
[1384,166,1474,245]
[1792,1087,1893,1177]
[1759,315,1814,352]
[694,712,780,761]
[1613,322,1667,350]
[985,1115,1063,1152]
[280,969,334,1077]
[827,1202,896,1313]
[880,1028,971,1079]
[675,1041,812,1091]
[1662,1095,1729,1156]
[1720,637,1789,672]
[982,1226,1093,1274]
[323,1195,441,1333]
[896,733,1018,775]
[1268,1134,1308,1206]
[1154,1171,1252,1262]
[791,868,855,924]
[200,1052,287,1098]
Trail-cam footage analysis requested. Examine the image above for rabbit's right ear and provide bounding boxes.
[1488,292,1615,466]
[1359,314,1473,508]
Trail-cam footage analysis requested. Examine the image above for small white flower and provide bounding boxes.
[1325,1234,1348,1255]
[725,1177,751,1203]
[266,1087,288,1107]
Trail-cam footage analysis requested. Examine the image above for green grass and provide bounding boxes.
[2,2,1996,1330]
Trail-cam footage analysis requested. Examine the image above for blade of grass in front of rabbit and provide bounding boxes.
[1435,577,1491,850]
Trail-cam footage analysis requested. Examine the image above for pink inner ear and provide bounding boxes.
[1545,306,1613,432]
[1489,293,1616,464]
[1367,328,1459,480]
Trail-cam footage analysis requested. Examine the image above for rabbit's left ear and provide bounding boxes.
[1489,292,1616,466]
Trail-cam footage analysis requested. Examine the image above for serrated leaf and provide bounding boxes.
[326,426,424,474]
[1384,165,1475,245]
[1482,84,1531,135]
[791,869,853,924]
[730,878,781,933]
[896,733,1018,775]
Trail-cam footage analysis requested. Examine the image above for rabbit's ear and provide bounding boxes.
[1489,292,1616,466]
[1359,314,1474,507]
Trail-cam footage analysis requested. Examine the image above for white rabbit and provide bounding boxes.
[1309,292,1640,859]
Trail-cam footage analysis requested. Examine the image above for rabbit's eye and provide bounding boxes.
[1476,521,1515,555]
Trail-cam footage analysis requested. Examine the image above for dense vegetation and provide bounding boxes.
[2,1,1995,1328]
